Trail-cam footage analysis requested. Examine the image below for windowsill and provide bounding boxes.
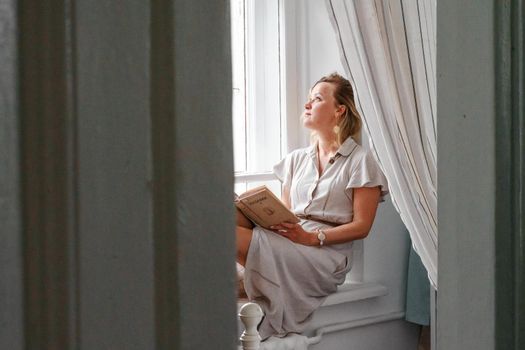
[321,281,388,307]
[237,282,393,348]
[237,281,388,308]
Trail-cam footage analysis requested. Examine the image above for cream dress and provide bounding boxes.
[243,137,389,339]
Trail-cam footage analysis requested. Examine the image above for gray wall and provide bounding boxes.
[3,0,237,349]
[437,0,496,349]
[0,0,23,348]
[75,1,156,347]
[437,1,525,346]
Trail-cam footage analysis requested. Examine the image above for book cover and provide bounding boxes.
[235,185,300,229]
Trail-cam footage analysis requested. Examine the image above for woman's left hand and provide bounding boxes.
[270,222,316,246]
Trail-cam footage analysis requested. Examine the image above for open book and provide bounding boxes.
[234,185,300,229]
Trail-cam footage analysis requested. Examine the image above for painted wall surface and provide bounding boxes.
[0,0,23,349]
[437,1,496,349]
[2,0,237,348]
[74,1,237,348]
[74,2,156,348]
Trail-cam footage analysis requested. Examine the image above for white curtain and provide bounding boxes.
[326,0,437,287]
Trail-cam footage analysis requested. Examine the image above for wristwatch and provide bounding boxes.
[316,229,327,246]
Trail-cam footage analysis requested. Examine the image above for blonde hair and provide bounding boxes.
[312,73,362,145]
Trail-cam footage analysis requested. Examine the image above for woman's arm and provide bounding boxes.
[281,186,291,210]
[271,186,381,246]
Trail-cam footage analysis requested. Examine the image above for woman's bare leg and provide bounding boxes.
[236,208,254,265]
[236,207,254,229]
[236,212,253,297]
[236,226,253,266]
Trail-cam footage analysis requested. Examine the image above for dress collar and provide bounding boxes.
[305,137,358,159]
[336,137,358,156]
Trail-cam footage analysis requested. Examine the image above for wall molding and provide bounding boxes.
[307,310,405,345]
[18,0,78,348]
[1,0,24,348]
[321,282,388,307]
[495,0,525,348]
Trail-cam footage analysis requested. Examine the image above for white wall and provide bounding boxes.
[286,1,420,348]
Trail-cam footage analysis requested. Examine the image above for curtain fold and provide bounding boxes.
[326,0,438,287]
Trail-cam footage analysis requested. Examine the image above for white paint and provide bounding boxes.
[239,303,264,350]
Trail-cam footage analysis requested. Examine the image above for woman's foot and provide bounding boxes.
[237,263,248,299]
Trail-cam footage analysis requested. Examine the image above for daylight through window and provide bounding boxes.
[231,0,283,196]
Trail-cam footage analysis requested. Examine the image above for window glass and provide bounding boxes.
[231,0,282,180]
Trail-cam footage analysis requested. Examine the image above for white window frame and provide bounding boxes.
[231,0,304,195]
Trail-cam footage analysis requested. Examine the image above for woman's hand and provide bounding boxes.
[270,222,316,246]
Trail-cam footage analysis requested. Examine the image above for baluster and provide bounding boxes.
[239,302,263,350]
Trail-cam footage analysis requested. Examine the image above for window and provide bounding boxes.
[231,0,283,196]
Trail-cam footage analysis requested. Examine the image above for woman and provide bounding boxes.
[236,73,388,339]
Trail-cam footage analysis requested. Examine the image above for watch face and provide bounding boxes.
[317,231,326,246]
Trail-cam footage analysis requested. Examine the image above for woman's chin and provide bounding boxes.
[302,118,314,129]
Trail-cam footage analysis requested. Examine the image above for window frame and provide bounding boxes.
[231,0,308,187]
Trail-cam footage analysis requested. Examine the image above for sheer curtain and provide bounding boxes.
[325,0,437,287]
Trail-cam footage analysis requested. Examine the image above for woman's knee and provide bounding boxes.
[236,226,253,266]
[236,208,254,229]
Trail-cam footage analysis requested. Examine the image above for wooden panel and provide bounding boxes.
[18,0,77,348]
[170,0,238,348]
[0,0,23,348]
[437,0,496,349]
[495,0,525,348]
[14,0,241,348]
[74,1,155,348]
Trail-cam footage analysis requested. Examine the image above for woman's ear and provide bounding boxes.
[336,105,346,117]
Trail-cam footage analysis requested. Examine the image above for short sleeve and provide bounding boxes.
[273,153,294,189]
[346,150,389,202]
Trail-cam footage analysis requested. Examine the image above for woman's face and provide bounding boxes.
[302,82,340,133]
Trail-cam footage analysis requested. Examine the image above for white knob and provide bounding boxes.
[239,302,264,350]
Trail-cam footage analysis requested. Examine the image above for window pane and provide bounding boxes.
[231,0,246,172]
[232,0,282,182]
[245,0,282,173]
[234,181,247,196]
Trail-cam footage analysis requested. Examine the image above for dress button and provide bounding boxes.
[329,158,334,164]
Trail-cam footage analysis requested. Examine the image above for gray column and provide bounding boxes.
[0,0,23,348]
[494,0,525,348]
[13,0,237,348]
[437,0,496,349]
[74,1,156,348]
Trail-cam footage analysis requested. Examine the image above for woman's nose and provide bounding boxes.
[304,101,311,109]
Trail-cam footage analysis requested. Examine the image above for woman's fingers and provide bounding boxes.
[270,222,299,230]
[269,222,306,244]
[270,224,285,231]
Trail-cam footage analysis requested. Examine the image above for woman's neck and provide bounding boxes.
[317,136,339,157]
